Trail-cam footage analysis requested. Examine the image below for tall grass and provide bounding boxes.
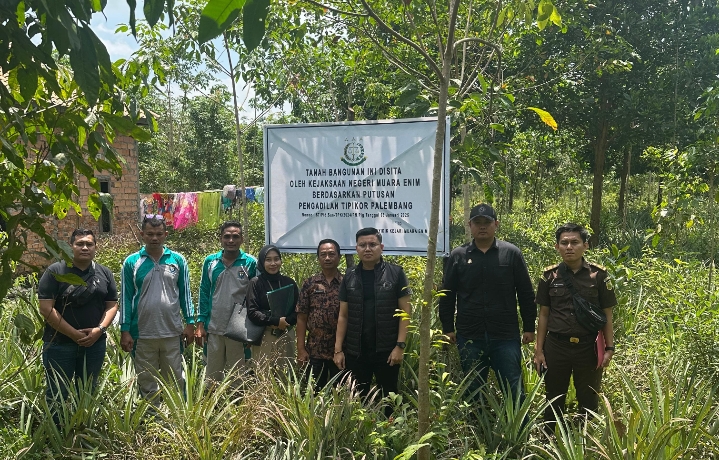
[3,191,719,458]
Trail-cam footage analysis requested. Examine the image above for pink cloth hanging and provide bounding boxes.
[173,192,198,230]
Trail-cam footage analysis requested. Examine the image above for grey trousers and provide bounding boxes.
[134,336,185,399]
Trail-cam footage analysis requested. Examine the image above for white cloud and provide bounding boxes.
[100,37,138,60]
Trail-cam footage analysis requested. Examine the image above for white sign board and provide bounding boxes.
[263,117,450,255]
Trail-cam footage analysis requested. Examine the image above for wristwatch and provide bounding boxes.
[396,342,406,349]
[605,346,615,351]
[98,325,107,335]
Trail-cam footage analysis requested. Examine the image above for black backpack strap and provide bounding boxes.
[61,262,97,297]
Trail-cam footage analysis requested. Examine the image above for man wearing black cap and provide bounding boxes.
[439,203,536,404]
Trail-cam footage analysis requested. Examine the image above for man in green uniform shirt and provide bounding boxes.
[196,221,257,382]
[120,215,195,399]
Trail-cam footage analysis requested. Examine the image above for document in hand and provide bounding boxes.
[267,284,295,318]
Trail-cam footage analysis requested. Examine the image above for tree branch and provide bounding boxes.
[358,0,442,78]
[362,26,436,89]
[300,0,369,17]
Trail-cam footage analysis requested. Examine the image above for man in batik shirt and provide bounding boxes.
[296,239,343,389]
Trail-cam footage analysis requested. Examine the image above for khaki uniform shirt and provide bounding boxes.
[535,259,617,335]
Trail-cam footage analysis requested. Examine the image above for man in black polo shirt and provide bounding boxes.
[439,203,536,403]
[334,227,412,416]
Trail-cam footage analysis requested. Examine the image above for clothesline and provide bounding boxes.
[139,185,265,231]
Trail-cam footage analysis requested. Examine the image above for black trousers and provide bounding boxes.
[543,333,603,428]
[305,357,340,390]
[345,351,400,417]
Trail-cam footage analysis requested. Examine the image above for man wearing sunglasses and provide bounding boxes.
[120,215,195,400]
[196,221,257,382]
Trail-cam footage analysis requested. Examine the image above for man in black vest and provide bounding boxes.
[334,227,412,415]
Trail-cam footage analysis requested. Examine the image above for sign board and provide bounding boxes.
[263,117,450,256]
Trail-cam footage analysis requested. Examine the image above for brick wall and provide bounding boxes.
[22,134,140,268]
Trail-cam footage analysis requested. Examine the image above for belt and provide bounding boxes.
[548,331,597,344]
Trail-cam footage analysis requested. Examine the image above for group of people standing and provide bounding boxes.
[37,204,615,432]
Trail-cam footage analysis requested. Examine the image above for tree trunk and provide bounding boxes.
[167,79,174,177]
[224,33,249,248]
[508,162,515,212]
[618,144,631,227]
[345,105,356,269]
[530,155,542,225]
[589,118,609,248]
[708,162,716,290]
[462,182,471,241]
[418,1,461,457]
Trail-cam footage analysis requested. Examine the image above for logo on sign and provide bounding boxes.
[341,138,366,166]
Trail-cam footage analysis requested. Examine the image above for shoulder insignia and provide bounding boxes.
[543,263,560,272]
[587,260,607,271]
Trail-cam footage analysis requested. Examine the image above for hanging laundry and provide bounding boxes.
[245,186,255,203]
[197,191,221,228]
[173,192,198,230]
[152,193,163,212]
[222,184,236,199]
[254,187,265,204]
[140,195,157,215]
[221,185,236,211]
[161,193,175,227]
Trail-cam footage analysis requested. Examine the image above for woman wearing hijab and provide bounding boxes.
[246,245,299,364]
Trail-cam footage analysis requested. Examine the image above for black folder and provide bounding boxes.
[267,284,295,318]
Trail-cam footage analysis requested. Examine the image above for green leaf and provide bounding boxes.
[126,0,137,36]
[17,66,37,101]
[490,122,505,133]
[483,184,494,202]
[103,113,151,141]
[397,86,420,106]
[144,0,165,28]
[88,193,103,220]
[651,233,660,247]
[166,0,175,27]
[198,0,245,44]
[13,313,37,345]
[69,26,100,105]
[243,0,270,52]
[52,272,88,285]
[549,5,561,26]
[16,1,25,26]
[537,0,554,30]
[89,28,115,87]
[527,106,558,130]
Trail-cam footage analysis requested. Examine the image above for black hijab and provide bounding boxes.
[257,244,282,282]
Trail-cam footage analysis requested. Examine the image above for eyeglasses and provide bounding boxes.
[357,243,380,250]
[143,214,165,221]
[222,234,242,240]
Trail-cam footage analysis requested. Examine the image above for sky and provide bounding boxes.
[90,0,143,61]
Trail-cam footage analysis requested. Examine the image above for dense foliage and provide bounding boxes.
[2,184,719,458]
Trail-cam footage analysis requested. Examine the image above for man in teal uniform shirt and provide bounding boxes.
[196,221,257,381]
[120,215,195,399]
